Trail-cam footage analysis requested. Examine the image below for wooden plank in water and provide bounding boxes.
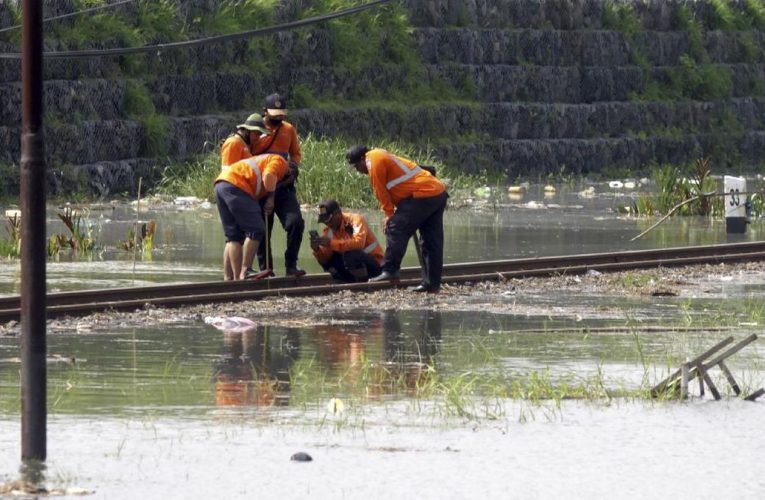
[744,388,764,402]
[717,361,741,396]
[699,366,721,400]
[651,336,734,396]
[702,334,758,370]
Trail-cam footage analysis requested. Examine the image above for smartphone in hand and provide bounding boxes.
[309,229,319,240]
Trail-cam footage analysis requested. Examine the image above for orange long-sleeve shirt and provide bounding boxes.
[220,134,252,168]
[253,121,301,165]
[313,212,384,265]
[215,154,289,200]
[365,149,446,218]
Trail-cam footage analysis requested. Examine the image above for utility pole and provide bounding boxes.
[20,0,47,462]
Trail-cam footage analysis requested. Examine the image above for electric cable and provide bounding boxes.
[0,0,136,34]
[0,0,391,59]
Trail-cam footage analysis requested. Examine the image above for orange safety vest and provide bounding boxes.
[220,133,251,169]
[252,121,301,165]
[366,149,446,217]
[313,212,384,265]
[215,154,289,199]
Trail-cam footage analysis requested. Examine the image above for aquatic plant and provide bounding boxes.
[0,214,21,259]
[633,158,723,217]
[47,207,98,257]
[118,220,156,258]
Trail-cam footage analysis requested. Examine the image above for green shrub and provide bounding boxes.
[124,80,155,117]
[141,114,169,156]
[708,0,737,30]
[745,0,765,29]
[602,0,643,34]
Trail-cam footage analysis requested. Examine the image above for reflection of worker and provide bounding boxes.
[382,310,441,392]
[310,199,384,283]
[221,113,266,169]
[214,154,290,280]
[252,93,306,278]
[213,326,300,407]
[347,145,448,293]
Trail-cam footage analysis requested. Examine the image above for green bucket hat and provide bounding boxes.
[237,113,268,134]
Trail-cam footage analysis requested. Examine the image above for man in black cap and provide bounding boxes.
[347,145,448,293]
[252,92,306,277]
[310,200,384,283]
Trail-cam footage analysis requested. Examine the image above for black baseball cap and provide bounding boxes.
[346,144,368,165]
[265,93,287,116]
[317,199,340,223]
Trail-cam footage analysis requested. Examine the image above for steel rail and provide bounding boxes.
[1,241,764,322]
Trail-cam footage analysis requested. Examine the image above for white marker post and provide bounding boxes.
[724,175,747,234]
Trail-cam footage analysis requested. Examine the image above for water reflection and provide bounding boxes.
[311,311,442,398]
[213,326,299,407]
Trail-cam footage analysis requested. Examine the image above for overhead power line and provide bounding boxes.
[0,0,137,34]
[0,0,391,59]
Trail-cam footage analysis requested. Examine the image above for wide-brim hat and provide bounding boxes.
[237,113,268,134]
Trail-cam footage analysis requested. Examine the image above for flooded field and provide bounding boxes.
[1,182,764,498]
[1,182,764,294]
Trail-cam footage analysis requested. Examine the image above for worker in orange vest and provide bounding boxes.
[219,114,269,277]
[347,145,448,293]
[214,154,290,280]
[220,113,266,169]
[310,199,384,282]
[252,93,306,277]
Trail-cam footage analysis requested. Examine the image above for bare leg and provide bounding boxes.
[227,241,243,280]
[239,238,260,279]
[223,245,235,280]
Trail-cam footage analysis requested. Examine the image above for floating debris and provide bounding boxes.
[204,316,257,332]
[608,181,624,189]
[326,397,345,415]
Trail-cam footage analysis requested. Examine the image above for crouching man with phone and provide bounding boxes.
[310,200,384,283]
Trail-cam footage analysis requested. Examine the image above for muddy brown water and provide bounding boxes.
[1,183,764,497]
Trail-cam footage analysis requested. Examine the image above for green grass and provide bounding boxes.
[156,134,499,205]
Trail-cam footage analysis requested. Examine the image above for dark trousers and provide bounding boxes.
[258,185,305,270]
[320,250,382,283]
[385,191,448,288]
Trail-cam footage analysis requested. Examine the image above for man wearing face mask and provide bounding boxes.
[252,93,306,278]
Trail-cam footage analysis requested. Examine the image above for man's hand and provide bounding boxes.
[383,216,390,235]
[264,195,275,217]
[309,238,321,251]
[316,235,331,246]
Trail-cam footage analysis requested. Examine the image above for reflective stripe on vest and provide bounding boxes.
[243,157,263,198]
[327,229,379,254]
[363,241,379,254]
[385,154,422,190]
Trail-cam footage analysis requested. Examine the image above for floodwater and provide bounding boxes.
[1,181,764,498]
[0,182,764,294]
[0,307,763,498]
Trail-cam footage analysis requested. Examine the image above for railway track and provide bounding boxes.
[1,241,764,322]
